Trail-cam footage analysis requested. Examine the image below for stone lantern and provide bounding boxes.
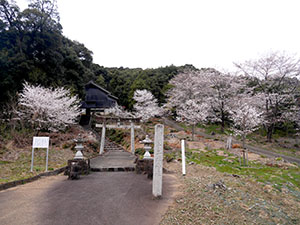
[74,134,84,159]
[142,135,153,159]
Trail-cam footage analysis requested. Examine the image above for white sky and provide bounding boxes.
[16,0,300,71]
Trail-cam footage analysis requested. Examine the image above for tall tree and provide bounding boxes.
[168,68,244,132]
[230,97,263,148]
[176,99,210,140]
[235,52,300,141]
[17,81,80,132]
[0,0,97,104]
[133,89,163,122]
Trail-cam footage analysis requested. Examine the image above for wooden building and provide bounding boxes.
[80,81,118,125]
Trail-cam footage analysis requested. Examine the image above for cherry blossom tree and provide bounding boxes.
[176,99,210,140]
[18,82,81,132]
[133,89,163,122]
[230,98,263,148]
[105,104,134,118]
[167,69,201,110]
[203,69,247,132]
[235,52,300,141]
[168,68,246,133]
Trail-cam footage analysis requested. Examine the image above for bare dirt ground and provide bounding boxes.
[160,161,300,225]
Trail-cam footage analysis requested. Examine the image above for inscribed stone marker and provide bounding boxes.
[131,122,135,154]
[153,124,164,198]
[100,121,106,154]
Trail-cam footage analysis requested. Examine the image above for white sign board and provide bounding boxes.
[33,137,49,148]
[31,136,50,172]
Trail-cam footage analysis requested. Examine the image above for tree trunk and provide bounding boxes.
[242,134,246,149]
[221,120,225,133]
[221,103,225,133]
[267,124,274,142]
[192,124,195,141]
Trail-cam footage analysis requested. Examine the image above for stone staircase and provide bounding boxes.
[103,138,124,152]
[90,138,137,172]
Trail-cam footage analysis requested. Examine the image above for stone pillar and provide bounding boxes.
[100,120,106,155]
[131,121,135,154]
[226,134,232,150]
[153,124,164,198]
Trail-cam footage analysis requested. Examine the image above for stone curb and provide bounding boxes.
[91,167,135,172]
[0,166,67,192]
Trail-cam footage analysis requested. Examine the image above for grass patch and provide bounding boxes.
[185,149,300,190]
[106,128,127,145]
[0,160,11,165]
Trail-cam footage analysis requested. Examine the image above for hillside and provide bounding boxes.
[159,121,300,224]
[0,125,99,184]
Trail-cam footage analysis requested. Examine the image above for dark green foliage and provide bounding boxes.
[0,0,187,112]
[104,65,180,109]
[0,0,96,102]
[106,129,126,144]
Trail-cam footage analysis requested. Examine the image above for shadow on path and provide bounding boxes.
[0,172,177,225]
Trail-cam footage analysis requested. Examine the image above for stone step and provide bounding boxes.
[91,167,135,172]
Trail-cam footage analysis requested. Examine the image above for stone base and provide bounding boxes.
[65,159,90,180]
[136,158,153,179]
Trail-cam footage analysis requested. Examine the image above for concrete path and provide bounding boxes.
[90,150,136,171]
[0,172,177,225]
[90,138,137,171]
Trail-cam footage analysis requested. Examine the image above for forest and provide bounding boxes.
[0,0,185,110]
[1,0,300,143]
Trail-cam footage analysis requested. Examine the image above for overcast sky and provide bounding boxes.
[16,0,300,71]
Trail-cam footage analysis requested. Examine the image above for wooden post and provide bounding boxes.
[153,124,164,198]
[100,119,106,155]
[131,121,135,154]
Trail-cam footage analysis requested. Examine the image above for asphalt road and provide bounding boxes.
[0,172,177,225]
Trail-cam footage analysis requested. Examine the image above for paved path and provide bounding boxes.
[0,172,177,225]
[90,150,136,171]
[90,138,136,171]
[164,117,300,165]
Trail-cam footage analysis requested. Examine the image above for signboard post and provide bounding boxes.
[31,137,50,172]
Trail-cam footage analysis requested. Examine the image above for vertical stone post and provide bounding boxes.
[226,134,232,150]
[153,124,164,198]
[100,120,106,155]
[131,121,135,154]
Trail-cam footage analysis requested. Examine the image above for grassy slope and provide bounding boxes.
[0,126,99,184]
[160,121,300,224]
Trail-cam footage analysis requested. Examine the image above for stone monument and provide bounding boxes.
[153,124,164,198]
